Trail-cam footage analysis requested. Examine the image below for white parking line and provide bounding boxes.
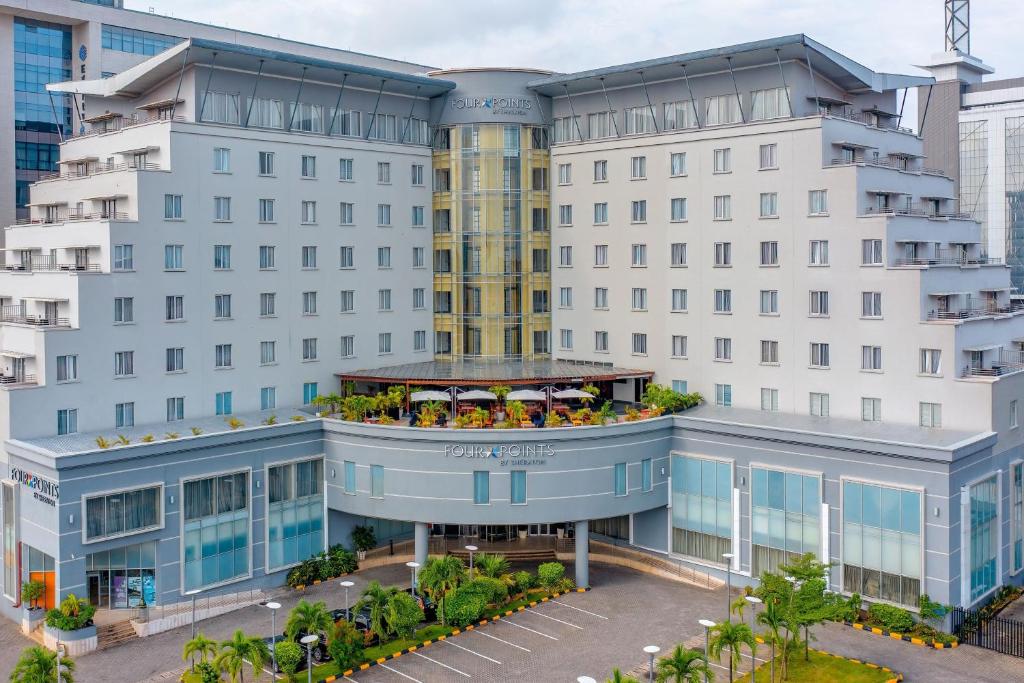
[378,663,423,683]
[440,638,503,664]
[471,629,531,652]
[411,650,471,677]
[520,608,584,629]
[549,599,609,619]
[497,617,559,640]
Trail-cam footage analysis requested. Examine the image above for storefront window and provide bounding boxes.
[2,482,15,600]
[969,475,999,603]
[1013,463,1023,574]
[267,459,324,571]
[85,485,161,541]
[751,467,821,575]
[183,472,249,591]
[24,545,56,609]
[671,454,732,563]
[86,542,156,609]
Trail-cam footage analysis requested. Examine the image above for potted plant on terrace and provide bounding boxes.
[505,400,527,427]
[489,385,511,421]
[351,525,377,561]
[21,580,46,633]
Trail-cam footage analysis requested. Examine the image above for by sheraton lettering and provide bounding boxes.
[9,467,59,506]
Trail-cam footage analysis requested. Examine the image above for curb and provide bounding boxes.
[293,571,355,592]
[844,620,958,650]
[318,587,592,682]
[809,647,904,683]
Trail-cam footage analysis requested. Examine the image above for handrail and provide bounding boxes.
[15,210,129,225]
[0,374,36,385]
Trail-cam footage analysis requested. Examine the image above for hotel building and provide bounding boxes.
[0,1,1022,641]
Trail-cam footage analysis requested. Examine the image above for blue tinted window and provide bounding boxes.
[752,468,767,508]
[642,459,652,492]
[701,460,717,497]
[901,490,920,534]
[614,462,627,496]
[786,473,803,513]
[767,470,785,510]
[511,470,526,504]
[473,471,489,504]
[716,462,731,500]
[101,24,182,56]
[881,487,901,531]
[344,461,356,494]
[862,484,881,527]
[844,481,862,522]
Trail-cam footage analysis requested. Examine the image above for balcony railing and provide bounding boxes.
[15,210,128,225]
[894,249,1002,267]
[963,349,1024,378]
[0,305,69,327]
[929,302,1024,320]
[0,374,37,386]
[66,114,187,140]
[2,258,100,273]
[41,161,161,180]
[863,206,930,217]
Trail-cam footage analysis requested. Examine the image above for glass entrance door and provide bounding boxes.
[87,571,109,608]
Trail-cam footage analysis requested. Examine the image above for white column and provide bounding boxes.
[575,520,589,588]
[414,521,428,567]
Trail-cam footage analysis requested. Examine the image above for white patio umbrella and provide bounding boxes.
[410,390,453,402]
[506,389,547,402]
[552,388,594,400]
[457,390,498,401]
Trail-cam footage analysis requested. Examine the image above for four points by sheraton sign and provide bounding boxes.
[445,443,554,466]
[450,96,533,117]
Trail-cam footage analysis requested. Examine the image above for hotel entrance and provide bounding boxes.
[85,542,156,609]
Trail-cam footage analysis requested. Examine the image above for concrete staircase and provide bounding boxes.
[447,548,557,563]
[96,620,137,650]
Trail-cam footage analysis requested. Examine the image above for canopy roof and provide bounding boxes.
[338,359,652,386]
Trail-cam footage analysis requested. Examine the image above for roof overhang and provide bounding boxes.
[48,38,456,100]
[963,344,1001,352]
[527,34,934,96]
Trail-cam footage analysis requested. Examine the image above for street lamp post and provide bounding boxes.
[406,561,420,594]
[266,601,281,681]
[55,643,64,683]
[300,634,319,683]
[577,677,597,683]
[643,645,660,683]
[184,588,202,640]
[465,545,478,579]
[340,580,355,622]
[722,553,735,621]
[698,619,716,683]
[745,595,762,679]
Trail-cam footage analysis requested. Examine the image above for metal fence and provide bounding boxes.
[951,605,1024,658]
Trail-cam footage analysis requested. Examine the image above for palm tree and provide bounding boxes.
[606,668,640,683]
[182,632,218,671]
[655,645,711,683]
[284,599,332,641]
[474,553,511,580]
[417,555,467,626]
[214,630,270,683]
[10,646,74,683]
[357,581,396,640]
[324,392,344,414]
[757,599,784,683]
[709,620,757,683]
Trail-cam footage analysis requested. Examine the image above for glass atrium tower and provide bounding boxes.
[429,70,553,360]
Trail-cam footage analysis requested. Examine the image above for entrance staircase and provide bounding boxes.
[96,620,137,650]
[447,547,557,563]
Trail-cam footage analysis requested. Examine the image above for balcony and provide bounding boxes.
[3,256,100,273]
[928,302,1024,321]
[15,209,129,226]
[0,374,37,386]
[0,305,70,327]
[962,349,1024,378]
[895,248,1002,267]
[39,160,161,181]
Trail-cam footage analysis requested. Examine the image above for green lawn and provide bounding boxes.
[734,650,896,683]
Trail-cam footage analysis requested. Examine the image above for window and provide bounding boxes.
[714,337,732,361]
[713,195,731,220]
[614,462,627,496]
[376,162,391,184]
[339,158,353,181]
[166,397,184,421]
[809,291,829,316]
[84,485,161,542]
[862,292,882,317]
[840,480,927,609]
[810,342,830,368]
[759,143,778,169]
[672,335,687,357]
[260,387,276,411]
[559,205,573,226]
[670,198,687,221]
[664,101,697,130]
[594,288,609,309]
[672,380,688,394]
[56,354,78,382]
[302,291,318,315]
[300,155,316,179]
[1013,463,1023,573]
[631,200,647,223]
[412,330,427,352]
[559,245,573,267]
[339,246,354,269]
[344,461,356,495]
[750,466,819,576]
[115,402,134,429]
[302,338,318,361]
[559,287,573,309]
[761,388,779,411]
[377,247,391,268]
[587,111,615,139]
[919,402,942,428]
[411,206,425,228]
[259,151,275,176]
[163,194,182,219]
[534,330,550,355]
[301,200,317,224]
[705,94,742,125]
[215,391,233,416]
[593,160,608,181]
[258,198,275,223]
[165,296,184,321]
[303,382,318,405]
[182,472,249,590]
[761,340,779,364]
[411,248,425,270]
[631,243,647,267]
[166,348,184,372]
[1012,400,1019,429]
[751,87,791,120]
[715,384,732,407]
[760,290,779,314]
[760,241,779,265]
[558,163,572,184]
[259,246,276,270]
[250,97,284,129]
[378,333,392,354]
[510,470,527,504]
[214,147,231,172]
[624,106,656,135]
[114,350,134,377]
[300,246,317,270]
[595,331,609,352]
[214,245,231,270]
[2,482,13,598]
[966,476,999,602]
[377,289,392,312]
[670,152,687,176]
[630,156,647,179]
[411,164,424,186]
[594,202,608,224]
[714,242,731,266]
[759,193,778,218]
[672,288,688,312]
[862,397,882,421]
[260,341,276,365]
[919,348,942,375]
[809,240,829,265]
[113,244,133,271]
[808,190,828,215]
[862,239,883,265]
[370,465,384,498]
[632,288,648,310]
[809,392,829,417]
[340,336,355,358]
[671,242,687,266]
[713,148,731,173]
[337,201,354,225]
[164,244,184,270]
[214,294,232,319]
[214,196,231,221]
[260,293,276,317]
[714,289,732,313]
[57,408,77,435]
[473,471,490,504]
[670,454,732,562]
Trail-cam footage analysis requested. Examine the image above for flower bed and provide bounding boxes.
[736,648,901,683]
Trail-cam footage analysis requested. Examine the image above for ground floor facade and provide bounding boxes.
[1,406,1022,625]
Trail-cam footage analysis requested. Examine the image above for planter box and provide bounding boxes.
[21,607,46,635]
[43,624,98,657]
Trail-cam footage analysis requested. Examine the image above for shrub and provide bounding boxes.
[21,580,45,609]
[555,577,576,593]
[328,620,366,673]
[262,415,278,426]
[227,417,244,430]
[116,434,130,445]
[867,602,914,633]
[45,593,95,631]
[190,427,203,436]
[624,407,642,422]
[195,661,220,683]
[444,586,488,628]
[544,411,563,427]
[351,525,377,552]
[274,639,303,682]
[464,577,508,606]
[290,415,306,422]
[834,592,861,623]
[512,571,534,597]
[95,436,111,449]
[386,590,425,638]
[326,545,358,577]
[141,434,155,442]
[285,562,316,588]
[164,432,179,440]
[537,562,566,590]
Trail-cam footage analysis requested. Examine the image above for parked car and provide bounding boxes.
[263,628,331,669]
[261,634,313,673]
[403,588,437,622]
[330,606,379,646]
